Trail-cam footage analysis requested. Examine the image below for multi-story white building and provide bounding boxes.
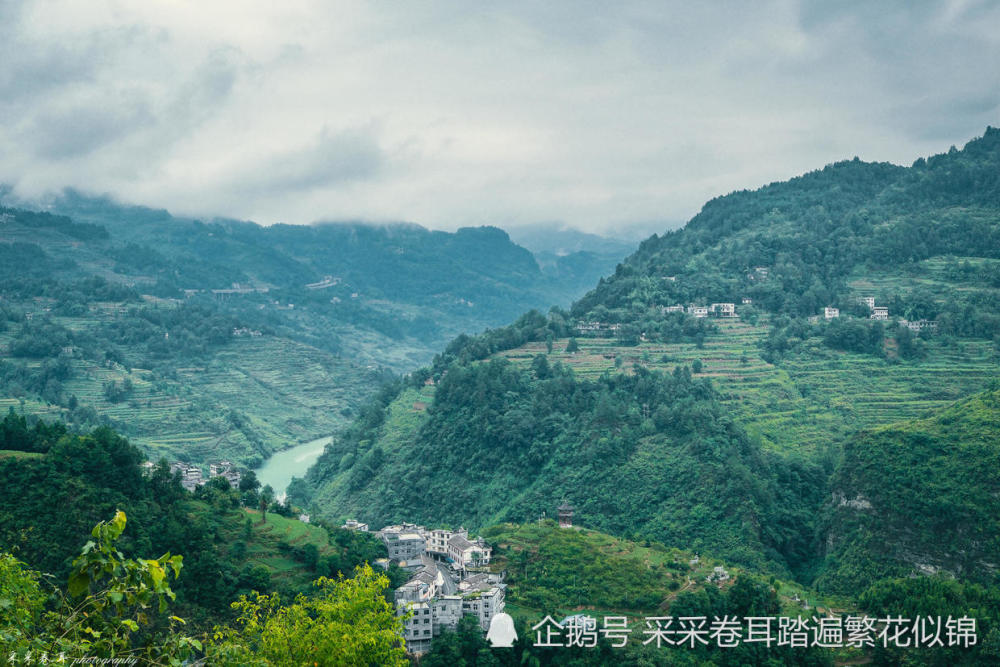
[901,319,937,332]
[399,602,434,655]
[448,534,492,568]
[379,524,423,558]
[858,296,876,310]
[710,303,737,317]
[824,307,840,320]
[870,306,889,320]
[395,563,506,656]
[426,528,457,556]
[461,586,506,632]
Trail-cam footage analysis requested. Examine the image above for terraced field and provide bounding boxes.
[1,312,381,466]
[498,319,999,454]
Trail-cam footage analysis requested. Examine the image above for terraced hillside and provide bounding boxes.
[300,130,1000,597]
[0,305,379,466]
[498,318,998,455]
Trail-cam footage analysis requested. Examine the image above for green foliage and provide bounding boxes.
[306,358,825,575]
[205,563,408,666]
[1,511,200,665]
[816,387,1000,594]
[485,522,685,611]
[0,418,389,632]
[859,576,1000,665]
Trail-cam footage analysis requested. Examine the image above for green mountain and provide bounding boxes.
[0,194,617,466]
[816,384,1000,595]
[297,128,1000,587]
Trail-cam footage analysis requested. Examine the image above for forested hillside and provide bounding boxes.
[816,384,1000,595]
[299,129,1000,600]
[0,413,398,630]
[0,194,619,465]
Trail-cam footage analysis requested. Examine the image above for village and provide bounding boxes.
[144,459,244,492]
[339,517,503,655]
[574,271,937,339]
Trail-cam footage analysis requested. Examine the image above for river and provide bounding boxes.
[253,435,331,502]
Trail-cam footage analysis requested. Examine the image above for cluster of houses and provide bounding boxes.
[575,303,745,335]
[371,523,494,571]
[574,321,622,334]
[339,520,503,655]
[856,296,889,321]
[393,561,506,655]
[659,302,738,319]
[232,327,263,337]
[145,460,243,492]
[817,297,937,333]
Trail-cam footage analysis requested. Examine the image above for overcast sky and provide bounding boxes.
[1,1,998,235]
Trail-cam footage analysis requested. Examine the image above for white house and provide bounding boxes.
[448,534,492,568]
[824,307,839,320]
[342,519,369,531]
[710,303,737,317]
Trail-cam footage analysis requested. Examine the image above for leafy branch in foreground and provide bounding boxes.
[0,510,199,665]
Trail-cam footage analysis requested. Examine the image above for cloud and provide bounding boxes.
[0,0,997,233]
[233,126,384,196]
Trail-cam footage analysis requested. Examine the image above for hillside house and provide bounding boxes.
[901,319,937,332]
[427,528,461,556]
[710,303,737,318]
[707,566,730,583]
[661,304,685,314]
[870,306,889,321]
[824,307,839,320]
[379,524,428,564]
[742,297,752,304]
[558,502,574,528]
[858,296,876,310]
[574,321,621,335]
[209,461,241,488]
[170,462,203,491]
[448,534,492,568]
[342,519,369,531]
[689,306,709,318]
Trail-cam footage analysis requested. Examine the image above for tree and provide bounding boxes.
[259,485,274,523]
[206,563,408,666]
[565,337,580,354]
